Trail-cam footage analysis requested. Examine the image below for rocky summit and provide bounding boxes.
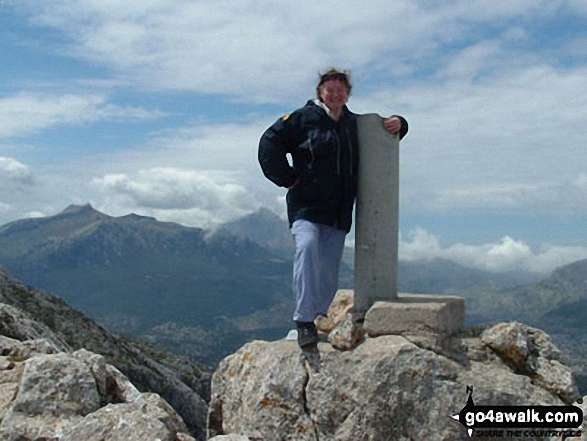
[0,337,194,440]
[1,262,586,441]
[207,293,585,441]
[0,268,209,440]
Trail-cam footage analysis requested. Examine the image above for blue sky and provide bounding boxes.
[1,0,586,274]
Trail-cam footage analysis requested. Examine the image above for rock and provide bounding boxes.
[0,364,20,422]
[1,352,101,439]
[0,325,196,441]
[528,326,564,361]
[10,353,101,416]
[314,315,334,334]
[61,393,191,441]
[315,290,354,333]
[327,313,363,351]
[208,324,576,440]
[0,356,13,370]
[1,337,62,363]
[481,322,533,372]
[121,358,208,439]
[73,349,142,404]
[208,436,251,441]
[533,358,579,404]
[363,294,465,337]
[323,291,467,362]
[305,336,465,441]
[0,379,18,421]
[207,340,315,440]
[481,322,580,403]
[403,332,468,366]
[0,270,209,440]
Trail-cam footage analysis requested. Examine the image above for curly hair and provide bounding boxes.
[316,68,352,100]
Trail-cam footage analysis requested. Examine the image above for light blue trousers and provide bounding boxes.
[291,219,346,322]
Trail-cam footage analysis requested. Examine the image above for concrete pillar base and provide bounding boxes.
[363,293,465,337]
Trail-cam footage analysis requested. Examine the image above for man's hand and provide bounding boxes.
[383,116,401,134]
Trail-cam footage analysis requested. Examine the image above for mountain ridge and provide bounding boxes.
[0,204,585,373]
[0,205,294,364]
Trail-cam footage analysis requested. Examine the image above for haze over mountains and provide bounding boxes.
[0,204,290,327]
[0,204,586,378]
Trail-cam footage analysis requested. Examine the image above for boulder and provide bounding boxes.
[61,393,194,441]
[327,313,363,351]
[208,322,578,441]
[73,349,142,405]
[315,289,354,333]
[0,330,195,441]
[207,340,314,440]
[0,271,210,440]
[481,322,580,403]
[7,353,101,416]
[1,351,100,440]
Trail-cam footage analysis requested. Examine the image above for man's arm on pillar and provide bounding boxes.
[258,113,301,188]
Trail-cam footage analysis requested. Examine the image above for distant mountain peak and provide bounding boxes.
[61,203,98,214]
[57,204,111,224]
[251,207,282,219]
[216,207,292,254]
[120,213,157,222]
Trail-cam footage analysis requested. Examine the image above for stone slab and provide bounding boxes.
[363,293,465,337]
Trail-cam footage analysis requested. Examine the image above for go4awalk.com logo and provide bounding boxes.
[451,386,583,438]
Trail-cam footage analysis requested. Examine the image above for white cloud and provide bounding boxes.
[23,211,47,219]
[1,0,585,248]
[0,93,163,138]
[356,61,587,216]
[0,157,35,215]
[399,228,587,274]
[0,157,34,185]
[12,1,586,217]
[93,167,262,227]
[0,115,286,229]
[21,0,584,100]
[145,120,267,174]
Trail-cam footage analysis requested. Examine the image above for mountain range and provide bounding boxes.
[0,204,585,383]
[0,204,294,362]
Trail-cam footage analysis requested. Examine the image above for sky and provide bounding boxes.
[1,0,586,275]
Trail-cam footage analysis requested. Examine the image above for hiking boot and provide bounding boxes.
[296,321,318,350]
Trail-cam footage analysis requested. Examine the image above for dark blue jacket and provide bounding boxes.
[259,100,407,233]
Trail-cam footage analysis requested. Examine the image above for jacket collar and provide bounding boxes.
[306,100,351,122]
[313,99,340,121]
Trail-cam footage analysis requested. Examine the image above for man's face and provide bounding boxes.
[319,79,349,111]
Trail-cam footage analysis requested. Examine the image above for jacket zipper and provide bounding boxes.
[334,129,341,176]
[345,127,353,176]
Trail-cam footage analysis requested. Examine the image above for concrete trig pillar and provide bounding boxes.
[354,113,399,314]
[350,113,465,343]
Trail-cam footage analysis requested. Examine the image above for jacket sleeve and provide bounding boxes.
[393,115,409,140]
[258,114,301,188]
